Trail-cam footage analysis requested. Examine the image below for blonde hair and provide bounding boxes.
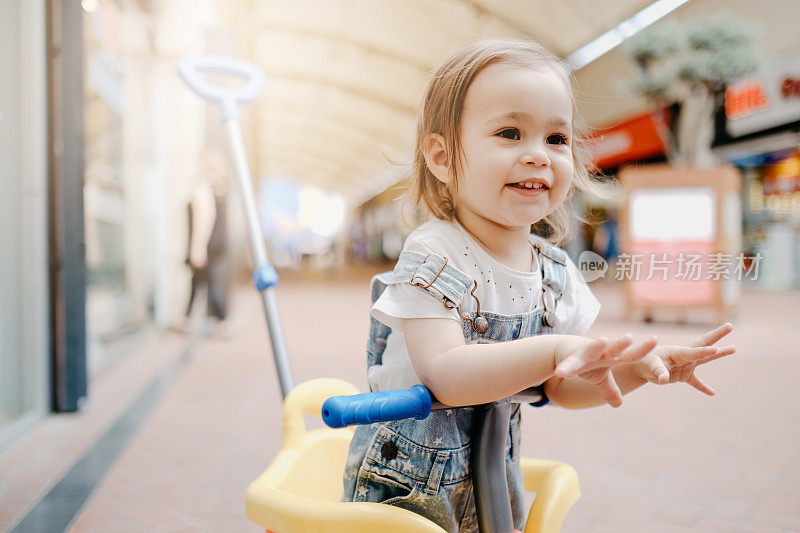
[406,38,613,245]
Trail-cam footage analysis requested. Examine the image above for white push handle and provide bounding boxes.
[177,55,265,121]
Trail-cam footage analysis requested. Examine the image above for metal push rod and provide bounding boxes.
[178,56,294,398]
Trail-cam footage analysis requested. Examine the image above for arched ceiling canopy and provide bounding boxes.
[240,0,656,205]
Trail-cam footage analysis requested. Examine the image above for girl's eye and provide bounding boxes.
[547,133,569,145]
[497,128,520,140]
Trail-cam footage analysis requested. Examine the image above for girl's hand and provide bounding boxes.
[554,335,658,407]
[634,323,736,395]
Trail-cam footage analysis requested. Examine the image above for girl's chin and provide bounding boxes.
[501,208,548,226]
[493,217,547,231]
[459,206,547,230]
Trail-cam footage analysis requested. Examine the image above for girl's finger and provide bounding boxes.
[602,334,634,361]
[690,322,733,348]
[584,337,610,362]
[646,356,669,384]
[618,337,658,364]
[597,370,623,408]
[554,338,608,377]
[687,374,715,395]
[695,345,736,366]
[667,346,716,365]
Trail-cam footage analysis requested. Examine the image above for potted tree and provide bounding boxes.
[625,13,761,167]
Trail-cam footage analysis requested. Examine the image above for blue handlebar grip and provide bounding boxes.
[321,385,433,428]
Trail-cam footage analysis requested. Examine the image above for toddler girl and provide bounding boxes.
[342,38,735,532]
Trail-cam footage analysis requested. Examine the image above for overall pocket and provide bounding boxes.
[354,467,420,505]
[354,426,422,505]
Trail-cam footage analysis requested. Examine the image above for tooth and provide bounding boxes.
[533,183,542,189]
[524,182,533,188]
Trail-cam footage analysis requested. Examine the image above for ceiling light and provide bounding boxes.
[565,0,692,70]
[81,0,99,13]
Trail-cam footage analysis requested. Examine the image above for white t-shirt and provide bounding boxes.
[369,218,601,391]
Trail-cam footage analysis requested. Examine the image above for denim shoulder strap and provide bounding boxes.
[365,254,473,386]
[390,250,475,308]
[366,271,395,377]
[370,271,394,305]
[530,234,568,328]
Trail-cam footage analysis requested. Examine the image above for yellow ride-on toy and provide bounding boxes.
[245,379,580,533]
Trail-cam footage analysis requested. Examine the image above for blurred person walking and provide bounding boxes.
[184,148,232,337]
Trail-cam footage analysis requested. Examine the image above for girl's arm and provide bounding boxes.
[402,318,645,407]
[403,317,561,406]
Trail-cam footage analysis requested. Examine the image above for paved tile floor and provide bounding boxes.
[2,265,799,532]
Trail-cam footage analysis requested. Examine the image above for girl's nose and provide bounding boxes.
[519,144,550,167]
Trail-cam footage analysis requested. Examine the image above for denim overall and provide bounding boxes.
[343,234,568,533]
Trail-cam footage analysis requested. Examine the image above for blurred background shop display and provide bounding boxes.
[259,177,346,268]
[735,152,800,291]
[715,50,800,291]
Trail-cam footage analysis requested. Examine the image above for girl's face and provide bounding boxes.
[453,63,574,231]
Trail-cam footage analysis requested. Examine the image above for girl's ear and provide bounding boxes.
[422,133,451,185]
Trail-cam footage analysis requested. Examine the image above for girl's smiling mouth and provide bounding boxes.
[505,179,550,192]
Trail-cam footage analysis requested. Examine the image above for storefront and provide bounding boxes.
[714,48,800,290]
[583,108,671,263]
[1,0,232,442]
[0,1,49,442]
[348,183,422,265]
[82,0,234,371]
[586,57,800,293]
[83,0,157,372]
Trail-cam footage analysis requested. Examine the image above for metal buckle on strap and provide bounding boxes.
[407,253,489,335]
[409,253,448,289]
[541,285,564,328]
[542,286,556,327]
[444,280,489,335]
